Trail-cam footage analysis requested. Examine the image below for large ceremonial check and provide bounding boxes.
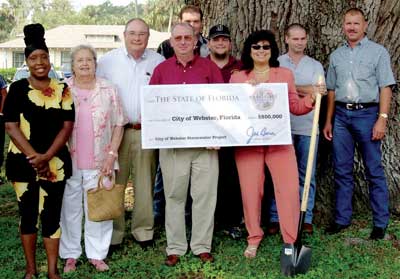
[141,83,291,149]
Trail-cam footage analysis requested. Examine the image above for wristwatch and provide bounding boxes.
[379,113,388,119]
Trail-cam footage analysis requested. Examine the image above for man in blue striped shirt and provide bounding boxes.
[323,8,396,239]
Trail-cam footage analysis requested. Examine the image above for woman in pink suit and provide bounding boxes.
[230,30,316,258]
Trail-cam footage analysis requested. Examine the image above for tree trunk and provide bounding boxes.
[191,0,400,225]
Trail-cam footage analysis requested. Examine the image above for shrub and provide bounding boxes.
[0,68,17,83]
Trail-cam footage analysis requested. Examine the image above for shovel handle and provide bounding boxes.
[300,92,322,212]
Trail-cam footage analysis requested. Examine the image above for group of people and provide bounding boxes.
[3,4,395,279]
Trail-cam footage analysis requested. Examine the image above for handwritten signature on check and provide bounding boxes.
[246,126,276,144]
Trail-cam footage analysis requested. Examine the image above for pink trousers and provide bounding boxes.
[235,145,300,245]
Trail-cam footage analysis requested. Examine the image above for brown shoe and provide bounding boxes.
[303,223,313,235]
[165,254,180,267]
[267,222,280,235]
[198,252,214,263]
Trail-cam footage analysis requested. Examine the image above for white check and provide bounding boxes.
[141,83,291,149]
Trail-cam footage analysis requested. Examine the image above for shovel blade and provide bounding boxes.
[280,243,312,277]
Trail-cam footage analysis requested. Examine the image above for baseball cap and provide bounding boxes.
[208,24,230,39]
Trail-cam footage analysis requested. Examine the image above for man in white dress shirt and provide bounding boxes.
[97,18,164,250]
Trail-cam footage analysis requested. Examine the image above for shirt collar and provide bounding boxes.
[344,36,369,48]
[206,55,237,68]
[198,34,207,45]
[174,54,199,67]
[286,53,309,67]
[123,47,147,60]
[222,56,240,70]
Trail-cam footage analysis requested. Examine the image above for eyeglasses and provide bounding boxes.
[251,44,271,50]
[173,35,194,42]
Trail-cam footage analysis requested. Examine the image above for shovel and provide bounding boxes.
[280,77,324,277]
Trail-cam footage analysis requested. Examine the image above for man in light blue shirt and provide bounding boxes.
[323,8,395,239]
[268,24,324,235]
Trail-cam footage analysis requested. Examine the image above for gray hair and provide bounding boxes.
[70,44,97,74]
[171,22,195,37]
[124,18,150,33]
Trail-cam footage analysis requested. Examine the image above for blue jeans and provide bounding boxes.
[153,164,165,219]
[269,134,318,224]
[333,105,389,228]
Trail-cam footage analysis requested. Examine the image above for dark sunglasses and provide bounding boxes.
[251,44,271,50]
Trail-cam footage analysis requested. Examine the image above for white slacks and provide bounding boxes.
[59,168,112,260]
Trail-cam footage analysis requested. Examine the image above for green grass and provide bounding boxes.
[1,183,399,279]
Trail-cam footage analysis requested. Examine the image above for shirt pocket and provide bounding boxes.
[356,61,375,81]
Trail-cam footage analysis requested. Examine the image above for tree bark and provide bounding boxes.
[191,0,400,224]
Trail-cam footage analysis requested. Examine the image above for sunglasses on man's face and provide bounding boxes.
[251,44,271,50]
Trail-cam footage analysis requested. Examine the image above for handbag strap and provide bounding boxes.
[97,174,115,191]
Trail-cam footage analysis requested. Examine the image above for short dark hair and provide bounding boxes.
[285,23,307,37]
[179,5,203,21]
[241,30,280,72]
[344,7,366,21]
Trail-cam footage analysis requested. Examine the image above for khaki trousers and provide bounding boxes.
[160,148,218,256]
[111,129,156,244]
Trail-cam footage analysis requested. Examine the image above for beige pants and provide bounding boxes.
[111,129,156,244]
[160,148,218,256]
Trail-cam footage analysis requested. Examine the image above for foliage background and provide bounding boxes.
[0,0,185,43]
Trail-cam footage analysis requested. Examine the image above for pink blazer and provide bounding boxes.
[230,67,313,115]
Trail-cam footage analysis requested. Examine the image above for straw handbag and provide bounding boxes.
[87,175,125,222]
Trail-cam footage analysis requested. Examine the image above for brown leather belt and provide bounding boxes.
[124,123,141,130]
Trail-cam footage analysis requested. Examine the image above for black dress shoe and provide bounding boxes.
[325,223,350,235]
[154,216,165,227]
[137,239,155,250]
[107,244,122,257]
[370,226,386,240]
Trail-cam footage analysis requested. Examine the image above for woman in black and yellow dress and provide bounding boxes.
[3,24,74,279]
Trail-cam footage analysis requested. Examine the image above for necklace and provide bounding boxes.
[253,68,270,74]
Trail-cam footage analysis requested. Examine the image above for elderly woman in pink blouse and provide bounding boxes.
[59,45,127,272]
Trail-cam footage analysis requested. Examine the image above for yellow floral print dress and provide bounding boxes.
[3,78,75,237]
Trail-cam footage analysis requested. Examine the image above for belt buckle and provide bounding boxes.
[346,103,353,110]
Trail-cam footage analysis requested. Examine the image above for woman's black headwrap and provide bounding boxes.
[23,23,49,58]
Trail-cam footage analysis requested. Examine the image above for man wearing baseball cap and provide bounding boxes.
[207,24,241,82]
[207,24,243,239]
